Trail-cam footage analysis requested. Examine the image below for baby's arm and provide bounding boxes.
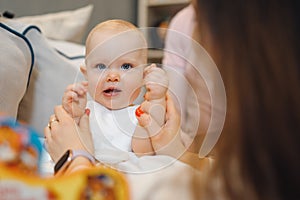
[132,125,155,156]
[132,64,169,155]
[62,81,88,123]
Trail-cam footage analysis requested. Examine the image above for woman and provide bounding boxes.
[45,0,300,199]
[193,0,300,199]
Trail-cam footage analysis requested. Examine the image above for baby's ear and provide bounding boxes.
[80,65,88,79]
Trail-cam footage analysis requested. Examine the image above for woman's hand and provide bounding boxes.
[44,105,94,163]
[138,93,186,158]
[137,94,210,170]
[151,94,186,157]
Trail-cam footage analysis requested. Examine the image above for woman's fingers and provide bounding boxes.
[44,125,52,140]
[165,93,180,123]
[78,110,94,154]
[44,105,92,162]
[54,105,70,122]
[150,94,184,155]
[141,101,150,114]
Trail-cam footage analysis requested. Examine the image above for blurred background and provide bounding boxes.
[0,0,189,46]
[0,0,137,42]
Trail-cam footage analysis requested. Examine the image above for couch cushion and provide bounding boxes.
[1,18,85,135]
[0,19,33,118]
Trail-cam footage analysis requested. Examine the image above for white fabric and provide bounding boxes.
[0,19,32,118]
[16,4,93,43]
[39,138,202,200]
[12,19,85,136]
[87,101,139,164]
[84,101,187,174]
[47,38,86,57]
[163,4,196,71]
[127,161,198,200]
[46,38,86,68]
[39,138,55,177]
[162,4,198,146]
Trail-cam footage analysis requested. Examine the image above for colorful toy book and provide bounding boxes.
[0,116,129,200]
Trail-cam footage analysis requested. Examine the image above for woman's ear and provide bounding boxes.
[80,65,88,79]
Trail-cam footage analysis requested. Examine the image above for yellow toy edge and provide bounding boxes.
[0,164,130,200]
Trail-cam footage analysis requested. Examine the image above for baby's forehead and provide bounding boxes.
[87,21,144,45]
[86,29,147,57]
[88,28,133,46]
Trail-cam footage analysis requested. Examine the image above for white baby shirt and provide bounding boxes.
[87,101,139,164]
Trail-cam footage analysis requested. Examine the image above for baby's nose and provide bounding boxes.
[106,72,120,82]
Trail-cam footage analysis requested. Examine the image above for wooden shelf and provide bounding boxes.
[148,49,163,59]
[138,0,190,62]
[148,0,190,7]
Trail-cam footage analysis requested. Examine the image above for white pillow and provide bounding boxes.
[16,4,93,43]
[17,26,86,136]
[0,19,32,118]
[0,18,87,136]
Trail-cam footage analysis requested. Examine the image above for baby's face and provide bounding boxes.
[84,29,147,110]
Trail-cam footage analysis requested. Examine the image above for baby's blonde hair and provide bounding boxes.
[85,19,148,58]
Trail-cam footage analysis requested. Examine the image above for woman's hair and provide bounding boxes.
[196,1,300,199]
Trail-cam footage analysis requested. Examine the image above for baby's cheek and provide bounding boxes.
[87,81,99,99]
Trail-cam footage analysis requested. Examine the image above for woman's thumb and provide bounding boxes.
[79,108,94,154]
[79,108,90,131]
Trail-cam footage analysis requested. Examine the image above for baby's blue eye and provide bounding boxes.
[121,63,132,70]
[96,63,106,70]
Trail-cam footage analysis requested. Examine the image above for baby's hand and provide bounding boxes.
[144,64,169,101]
[62,81,88,119]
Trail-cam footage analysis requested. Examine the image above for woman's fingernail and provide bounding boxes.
[85,108,90,116]
[135,106,144,117]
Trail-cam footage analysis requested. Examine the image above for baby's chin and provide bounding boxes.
[95,97,136,110]
[103,102,133,110]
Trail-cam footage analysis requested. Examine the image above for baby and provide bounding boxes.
[62,20,168,164]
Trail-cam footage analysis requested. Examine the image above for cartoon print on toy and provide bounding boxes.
[80,174,116,200]
[0,116,42,175]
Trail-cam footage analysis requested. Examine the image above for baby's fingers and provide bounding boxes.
[135,107,162,137]
[63,91,80,102]
[144,63,157,73]
[144,64,162,77]
[144,66,168,86]
[136,111,151,127]
[66,81,88,96]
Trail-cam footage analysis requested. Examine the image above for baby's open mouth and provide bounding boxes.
[103,88,122,94]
